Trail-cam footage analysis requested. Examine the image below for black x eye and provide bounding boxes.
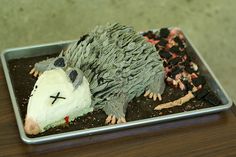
[50,92,66,104]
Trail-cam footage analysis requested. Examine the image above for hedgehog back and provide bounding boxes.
[64,23,164,107]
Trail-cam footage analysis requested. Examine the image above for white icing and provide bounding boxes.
[26,68,92,132]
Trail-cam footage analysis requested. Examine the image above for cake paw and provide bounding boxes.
[29,57,57,77]
[144,90,162,101]
[29,68,42,77]
[105,115,126,124]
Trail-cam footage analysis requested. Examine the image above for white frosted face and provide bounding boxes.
[26,68,92,132]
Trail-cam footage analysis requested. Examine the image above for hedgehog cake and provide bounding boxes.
[24,23,166,135]
[24,23,220,135]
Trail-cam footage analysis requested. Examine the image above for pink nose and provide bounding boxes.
[24,115,41,135]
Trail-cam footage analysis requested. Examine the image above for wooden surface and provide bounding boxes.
[0,65,236,157]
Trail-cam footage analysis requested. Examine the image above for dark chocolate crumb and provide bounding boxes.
[159,50,172,59]
[192,76,206,87]
[183,80,193,91]
[170,66,183,78]
[174,36,185,48]
[169,57,182,66]
[158,39,168,47]
[193,88,209,99]
[174,36,182,44]
[169,45,180,53]
[143,31,155,39]
[185,66,195,74]
[159,28,170,38]
[204,92,221,105]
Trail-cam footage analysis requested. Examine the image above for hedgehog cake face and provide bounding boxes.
[25,68,92,135]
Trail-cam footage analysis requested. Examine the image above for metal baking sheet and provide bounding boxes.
[1,31,232,144]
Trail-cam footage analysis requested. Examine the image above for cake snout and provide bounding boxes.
[24,116,41,135]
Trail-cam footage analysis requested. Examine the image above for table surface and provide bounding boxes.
[0,65,235,157]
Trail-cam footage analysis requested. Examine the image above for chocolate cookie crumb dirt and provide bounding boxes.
[8,52,220,138]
